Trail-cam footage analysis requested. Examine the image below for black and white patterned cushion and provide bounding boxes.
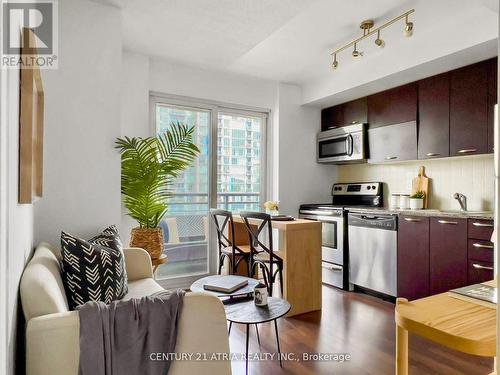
[89,225,128,294]
[61,225,128,310]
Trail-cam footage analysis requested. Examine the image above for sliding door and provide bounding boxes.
[153,103,211,279]
[151,96,267,281]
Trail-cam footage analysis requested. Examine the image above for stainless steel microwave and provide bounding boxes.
[317,123,366,164]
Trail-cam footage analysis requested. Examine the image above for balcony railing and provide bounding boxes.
[167,192,261,213]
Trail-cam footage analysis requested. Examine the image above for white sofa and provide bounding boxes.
[20,243,231,375]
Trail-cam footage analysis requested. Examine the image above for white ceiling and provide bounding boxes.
[97,0,499,105]
[106,0,316,67]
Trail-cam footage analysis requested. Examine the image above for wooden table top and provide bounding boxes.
[232,215,321,231]
[395,280,497,357]
[224,297,291,324]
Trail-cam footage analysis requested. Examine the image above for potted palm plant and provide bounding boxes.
[115,123,199,259]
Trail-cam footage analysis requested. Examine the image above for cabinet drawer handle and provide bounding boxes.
[472,222,493,227]
[404,217,421,222]
[472,263,494,271]
[426,152,440,157]
[438,220,458,225]
[458,148,477,154]
[385,156,398,160]
[472,243,494,249]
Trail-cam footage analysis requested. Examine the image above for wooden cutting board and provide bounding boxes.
[411,166,430,208]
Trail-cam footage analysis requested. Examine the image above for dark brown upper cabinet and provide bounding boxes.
[368,121,417,163]
[487,57,497,153]
[450,61,488,156]
[321,98,368,131]
[418,73,450,160]
[368,83,417,128]
[321,105,343,131]
[343,98,367,125]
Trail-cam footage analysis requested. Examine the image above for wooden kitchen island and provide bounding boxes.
[231,216,322,317]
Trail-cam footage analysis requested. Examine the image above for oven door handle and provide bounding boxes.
[300,214,343,223]
[322,264,343,272]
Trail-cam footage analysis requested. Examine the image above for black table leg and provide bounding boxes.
[274,319,282,368]
[228,321,232,335]
[255,324,261,345]
[245,324,250,375]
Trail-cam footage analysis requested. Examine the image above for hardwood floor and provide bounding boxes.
[228,285,493,375]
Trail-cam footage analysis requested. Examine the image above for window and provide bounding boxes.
[151,95,267,281]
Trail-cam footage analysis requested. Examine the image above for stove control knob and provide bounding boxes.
[367,186,371,190]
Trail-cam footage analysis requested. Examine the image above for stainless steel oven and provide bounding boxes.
[317,123,366,164]
[299,182,384,291]
[299,207,348,290]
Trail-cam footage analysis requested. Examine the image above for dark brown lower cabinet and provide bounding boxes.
[429,217,467,295]
[467,218,494,284]
[397,216,429,300]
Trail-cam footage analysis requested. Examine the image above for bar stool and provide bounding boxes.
[240,211,284,296]
[210,209,251,276]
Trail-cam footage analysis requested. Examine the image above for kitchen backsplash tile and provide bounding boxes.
[337,155,494,211]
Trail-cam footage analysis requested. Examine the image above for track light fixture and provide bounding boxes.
[330,9,414,71]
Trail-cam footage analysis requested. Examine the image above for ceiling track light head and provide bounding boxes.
[374,30,385,47]
[331,54,339,70]
[352,43,363,58]
[404,15,414,37]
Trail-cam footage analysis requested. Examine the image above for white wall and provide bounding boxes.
[120,51,150,243]
[149,58,278,109]
[276,83,336,215]
[338,155,494,211]
[121,51,150,138]
[0,18,34,375]
[34,0,123,246]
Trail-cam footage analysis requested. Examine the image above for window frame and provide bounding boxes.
[149,92,269,288]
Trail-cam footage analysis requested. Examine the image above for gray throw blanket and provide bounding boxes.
[78,290,185,375]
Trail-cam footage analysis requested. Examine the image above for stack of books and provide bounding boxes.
[203,276,248,293]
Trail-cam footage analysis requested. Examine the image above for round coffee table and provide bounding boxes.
[225,297,291,375]
[190,275,260,298]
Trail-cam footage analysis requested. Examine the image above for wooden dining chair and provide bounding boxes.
[239,211,284,296]
[210,209,251,276]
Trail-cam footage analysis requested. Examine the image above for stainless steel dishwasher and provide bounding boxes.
[348,212,398,297]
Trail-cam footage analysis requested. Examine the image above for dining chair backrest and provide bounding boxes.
[239,211,277,262]
[210,209,235,250]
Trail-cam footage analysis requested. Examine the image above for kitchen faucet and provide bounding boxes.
[453,193,467,211]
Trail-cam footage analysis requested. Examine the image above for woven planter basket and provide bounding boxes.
[130,227,164,260]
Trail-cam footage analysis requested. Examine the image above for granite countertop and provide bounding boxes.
[347,207,493,220]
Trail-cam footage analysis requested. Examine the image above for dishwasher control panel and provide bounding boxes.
[348,213,397,231]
